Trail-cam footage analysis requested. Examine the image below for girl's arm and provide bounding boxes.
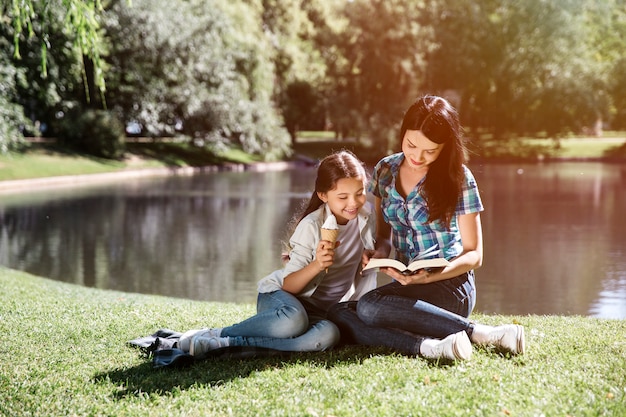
[385,212,483,285]
[282,240,338,294]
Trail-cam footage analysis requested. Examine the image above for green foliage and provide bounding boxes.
[4,0,626,157]
[1,268,626,416]
[316,0,432,151]
[6,0,107,93]
[0,33,31,152]
[281,80,325,142]
[103,0,291,161]
[423,0,623,139]
[0,64,30,153]
[57,108,126,159]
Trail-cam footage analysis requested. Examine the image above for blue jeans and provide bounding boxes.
[221,290,339,352]
[327,272,476,355]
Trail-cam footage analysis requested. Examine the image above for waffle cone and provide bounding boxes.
[320,228,339,243]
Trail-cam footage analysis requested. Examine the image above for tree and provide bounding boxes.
[313,0,433,152]
[585,0,626,131]
[0,53,31,152]
[2,0,109,154]
[260,0,329,141]
[7,0,107,95]
[103,0,291,160]
[422,0,619,139]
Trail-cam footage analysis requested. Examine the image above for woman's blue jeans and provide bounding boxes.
[221,289,339,352]
[327,271,476,355]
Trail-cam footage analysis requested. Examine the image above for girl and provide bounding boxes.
[328,96,525,360]
[178,150,379,357]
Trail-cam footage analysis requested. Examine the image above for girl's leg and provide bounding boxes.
[221,290,309,339]
[223,294,339,351]
[328,302,471,360]
[226,318,340,352]
[356,274,476,339]
[179,290,308,352]
[190,290,340,355]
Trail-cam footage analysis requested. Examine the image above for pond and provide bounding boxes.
[1,161,625,319]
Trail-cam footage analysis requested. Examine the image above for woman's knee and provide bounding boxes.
[356,292,384,326]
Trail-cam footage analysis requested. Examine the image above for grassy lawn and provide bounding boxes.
[1,267,625,416]
[528,137,626,159]
[0,142,262,182]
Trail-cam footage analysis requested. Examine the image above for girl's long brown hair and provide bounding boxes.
[281,150,367,260]
[400,96,467,228]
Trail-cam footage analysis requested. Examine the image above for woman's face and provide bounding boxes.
[401,129,444,170]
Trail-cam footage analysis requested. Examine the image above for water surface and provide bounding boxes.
[1,162,624,319]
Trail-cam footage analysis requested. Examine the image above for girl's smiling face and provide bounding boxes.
[317,177,366,225]
[401,129,444,169]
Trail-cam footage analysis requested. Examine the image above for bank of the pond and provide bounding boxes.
[2,135,625,192]
[0,159,306,193]
[1,267,625,416]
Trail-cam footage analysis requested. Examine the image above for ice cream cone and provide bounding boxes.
[320,228,339,273]
[320,228,339,245]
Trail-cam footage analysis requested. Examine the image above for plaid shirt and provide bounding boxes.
[369,153,484,264]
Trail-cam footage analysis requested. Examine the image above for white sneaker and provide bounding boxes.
[178,328,222,352]
[420,331,472,361]
[190,336,230,358]
[471,323,525,355]
[490,324,525,355]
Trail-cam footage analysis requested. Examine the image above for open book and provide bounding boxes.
[362,257,450,275]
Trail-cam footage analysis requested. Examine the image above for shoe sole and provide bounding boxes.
[515,325,525,355]
[452,331,473,360]
[189,336,202,357]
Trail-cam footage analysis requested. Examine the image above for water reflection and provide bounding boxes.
[0,170,314,305]
[470,162,626,319]
[1,162,625,319]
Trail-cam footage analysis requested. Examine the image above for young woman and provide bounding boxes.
[328,96,525,360]
[177,151,382,357]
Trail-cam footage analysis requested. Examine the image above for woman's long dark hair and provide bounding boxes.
[400,95,467,228]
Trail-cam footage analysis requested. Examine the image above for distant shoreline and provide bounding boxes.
[0,160,306,194]
[3,155,626,194]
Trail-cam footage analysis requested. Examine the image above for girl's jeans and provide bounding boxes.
[221,289,339,352]
[328,271,476,355]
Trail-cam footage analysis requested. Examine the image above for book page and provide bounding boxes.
[363,257,450,273]
[362,258,409,272]
[406,258,450,272]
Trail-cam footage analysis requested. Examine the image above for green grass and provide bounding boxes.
[0,142,262,182]
[1,267,625,416]
[296,130,337,141]
[469,133,626,161]
[0,146,130,180]
[527,137,626,159]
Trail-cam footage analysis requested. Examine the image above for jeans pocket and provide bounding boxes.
[441,272,475,316]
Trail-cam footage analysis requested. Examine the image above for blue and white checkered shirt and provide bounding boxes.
[368,153,483,264]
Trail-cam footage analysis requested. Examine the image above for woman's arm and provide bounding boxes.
[385,212,483,285]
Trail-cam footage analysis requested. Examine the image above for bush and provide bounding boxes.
[0,59,31,154]
[0,95,30,154]
[57,109,126,159]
